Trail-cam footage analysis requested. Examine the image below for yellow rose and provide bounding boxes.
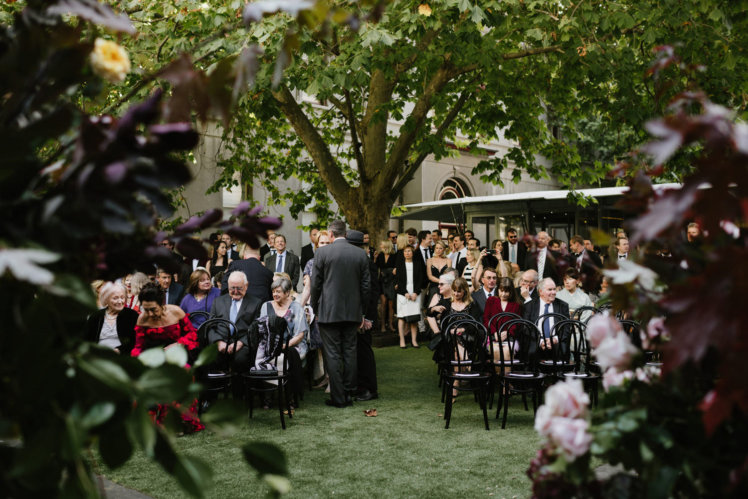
[90,38,131,83]
[418,4,432,16]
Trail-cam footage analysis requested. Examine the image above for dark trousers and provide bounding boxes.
[356,330,377,394]
[319,321,358,404]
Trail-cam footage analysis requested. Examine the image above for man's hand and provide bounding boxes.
[227,341,244,354]
[520,285,530,299]
[363,319,373,331]
[217,340,227,353]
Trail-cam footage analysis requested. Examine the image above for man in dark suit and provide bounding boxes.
[502,228,527,270]
[350,230,379,401]
[471,267,498,316]
[157,268,184,305]
[264,234,301,289]
[516,269,540,304]
[413,230,432,286]
[451,234,468,275]
[524,231,563,287]
[210,271,263,373]
[221,246,273,303]
[300,228,319,270]
[522,278,570,359]
[259,231,276,261]
[221,233,241,261]
[311,220,371,408]
[568,235,603,293]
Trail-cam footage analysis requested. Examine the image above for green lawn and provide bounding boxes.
[98,345,541,498]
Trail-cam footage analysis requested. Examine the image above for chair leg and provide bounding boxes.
[501,387,510,429]
[444,380,454,429]
[278,384,286,430]
[247,381,254,419]
[522,392,529,411]
[495,380,504,420]
[480,386,490,431]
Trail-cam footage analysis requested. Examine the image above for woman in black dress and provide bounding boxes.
[206,240,232,279]
[375,239,397,331]
[425,240,452,304]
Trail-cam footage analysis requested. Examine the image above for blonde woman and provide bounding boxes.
[425,240,452,303]
[462,248,482,291]
[375,239,397,332]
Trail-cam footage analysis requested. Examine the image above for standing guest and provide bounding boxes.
[179,269,220,329]
[431,230,442,245]
[387,230,398,250]
[127,272,150,313]
[556,268,594,322]
[395,245,423,349]
[484,276,521,325]
[425,241,452,304]
[502,228,527,270]
[132,283,203,433]
[516,269,540,304]
[614,236,631,261]
[686,222,702,247]
[210,271,262,373]
[263,234,301,289]
[394,233,409,260]
[482,239,513,278]
[524,231,562,286]
[568,234,603,293]
[299,231,331,388]
[461,248,482,291]
[405,227,418,248]
[447,233,456,256]
[300,227,319,270]
[549,239,562,252]
[260,231,276,261]
[348,230,379,402]
[375,239,397,332]
[221,245,273,303]
[361,229,375,261]
[91,280,105,308]
[220,233,241,261]
[450,234,468,274]
[206,240,232,279]
[413,230,432,276]
[471,267,498,317]
[85,282,138,355]
[311,220,371,408]
[157,268,184,306]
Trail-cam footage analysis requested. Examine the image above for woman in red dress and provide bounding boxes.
[483,277,522,362]
[132,283,204,433]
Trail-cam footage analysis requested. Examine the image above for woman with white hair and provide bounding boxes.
[85,282,139,354]
[126,271,150,314]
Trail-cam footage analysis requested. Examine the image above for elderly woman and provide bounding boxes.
[556,268,594,321]
[126,272,150,314]
[425,273,455,335]
[85,282,138,355]
[179,268,221,329]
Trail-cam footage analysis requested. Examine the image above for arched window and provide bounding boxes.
[438,177,471,200]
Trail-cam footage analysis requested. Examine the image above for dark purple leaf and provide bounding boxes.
[117,90,163,141]
[226,227,260,249]
[47,0,135,34]
[640,119,683,165]
[148,123,199,152]
[173,209,223,236]
[232,45,263,102]
[232,201,252,216]
[176,237,208,261]
[104,162,128,184]
[629,185,698,245]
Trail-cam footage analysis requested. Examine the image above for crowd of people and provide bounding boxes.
[85,220,701,430]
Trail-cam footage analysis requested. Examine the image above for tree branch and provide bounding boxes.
[390,84,476,198]
[502,46,563,60]
[344,89,365,177]
[271,85,353,209]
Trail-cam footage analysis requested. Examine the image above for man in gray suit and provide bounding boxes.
[263,234,301,289]
[209,271,263,373]
[311,220,371,408]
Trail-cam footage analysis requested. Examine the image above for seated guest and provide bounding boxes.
[516,269,540,303]
[522,278,570,359]
[209,271,263,373]
[85,282,138,355]
[127,272,150,313]
[157,268,184,306]
[425,273,456,335]
[556,268,594,322]
[448,277,482,323]
[221,245,273,302]
[483,277,522,340]
[179,268,221,329]
[471,267,498,316]
[132,283,203,433]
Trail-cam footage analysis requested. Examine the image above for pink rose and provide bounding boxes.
[602,368,633,391]
[548,417,593,462]
[543,379,590,419]
[642,317,670,349]
[586,314,621,349]
[594,332,638,371]
[534,405,554,436]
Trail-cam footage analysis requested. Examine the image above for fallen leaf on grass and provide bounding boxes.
[363,409,377,417]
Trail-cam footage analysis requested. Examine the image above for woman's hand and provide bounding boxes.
[431,305,446,314]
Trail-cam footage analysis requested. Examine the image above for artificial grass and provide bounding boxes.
[98,345,541,498]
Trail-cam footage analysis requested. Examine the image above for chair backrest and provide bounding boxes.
[486,311,522,338]
[250,316,290,371]
[572,306,598,323]
[495,318,542,374]
[619,320,642,349]
[550,319,589,373]
[439,312,473,333]
[197,317,236,348]
[444,318,489,370]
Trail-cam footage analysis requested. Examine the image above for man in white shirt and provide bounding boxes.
[524,231,561,286]
[522,277,570,358]
[615,237,630,260]
[449,234,467,272]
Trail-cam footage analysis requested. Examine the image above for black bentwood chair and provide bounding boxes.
[555,320,601,407]
[196,318,240,413]
[494,319,546,429]
[242,316,294,429]
[486,312,522,409]
[442,319,492,430]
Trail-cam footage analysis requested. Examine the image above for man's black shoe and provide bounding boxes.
[325,399,352,408]
[354,390,378,402]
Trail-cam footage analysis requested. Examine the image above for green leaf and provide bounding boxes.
[138,348,166,368]
[99,424,134,468]
[193,344,218,368]
[243,442,288,476]
[80,402,116,429]
[200,399,245,429]
[136,365,192,402]
[78,357,132,393]
[126,407,157,457]
[165,344,188,367]
[173,455,213,498]
[639,441,654,463]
